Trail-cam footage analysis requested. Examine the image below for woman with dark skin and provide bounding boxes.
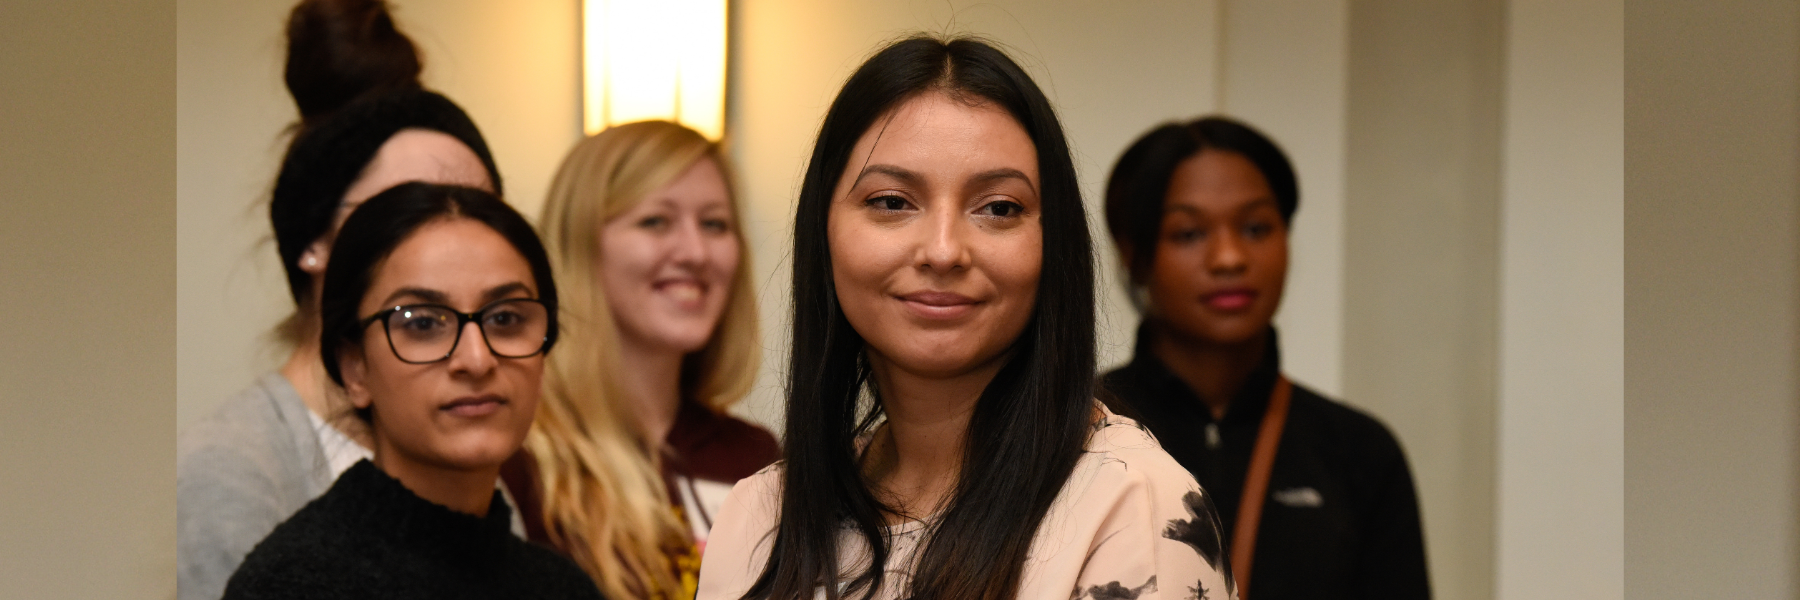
[1101,116,1430,600]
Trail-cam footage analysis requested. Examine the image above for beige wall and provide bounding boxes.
[175,0,581,429]
[1,1,176,597]
[1625,0,1799,598]
[1344,2,1504,599]
[1497,0,1624,598]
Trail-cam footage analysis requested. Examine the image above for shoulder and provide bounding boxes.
[1034,409,1235,599]
[1078,414,1224,540]
[672,406,781,482]
[1287,382,1410,462]
[220,501,357,600]
[179,375,327,600]
[715,463,783,524]
[178,374,319,479]
[694,464,783,600]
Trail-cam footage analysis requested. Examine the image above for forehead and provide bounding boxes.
[345,129,493,207]
[847,91,1039,182]
[1163,150,1276,213]
[364,218,534,307]
[623,156,732,213]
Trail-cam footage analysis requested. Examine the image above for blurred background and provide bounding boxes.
[17,0,1784,598]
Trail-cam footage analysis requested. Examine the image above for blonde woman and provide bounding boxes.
[507,120,775,599]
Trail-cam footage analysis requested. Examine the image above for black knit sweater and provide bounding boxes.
[222,460,605,600]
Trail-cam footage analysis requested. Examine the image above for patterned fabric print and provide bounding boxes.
[1163,490,1234,598]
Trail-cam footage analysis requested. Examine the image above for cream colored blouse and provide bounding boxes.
[696,405,1237,600]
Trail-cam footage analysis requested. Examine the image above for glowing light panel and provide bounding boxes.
[583,0,727,139]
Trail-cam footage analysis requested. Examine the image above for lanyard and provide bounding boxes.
[1231,375,1292,600]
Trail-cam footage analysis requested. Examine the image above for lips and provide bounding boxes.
[898,290,980,320]
[440,394,507,418]
[1203,288,1258,311]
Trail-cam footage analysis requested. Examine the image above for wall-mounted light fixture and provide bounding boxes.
[582,0,727,139]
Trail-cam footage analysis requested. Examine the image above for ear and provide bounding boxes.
[299,239,330,277]
[339,341,373,411]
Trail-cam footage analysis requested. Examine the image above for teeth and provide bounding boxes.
[666,284,701,303]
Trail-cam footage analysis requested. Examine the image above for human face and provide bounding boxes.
[828,92,1042,380]
[599,157,741,355]
[339,218,543,475]
[299,129,494,281]
[1146,150,1289,347]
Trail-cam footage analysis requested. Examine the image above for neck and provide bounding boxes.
[279,312,371,448]
[616,336,685,449]
[862,352,1000,523]
[372,441,499,516]
[1149,324,1269,420]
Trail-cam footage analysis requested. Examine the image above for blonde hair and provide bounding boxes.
[527,120,761,599]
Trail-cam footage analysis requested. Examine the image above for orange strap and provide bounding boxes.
[1230,376,1291,600]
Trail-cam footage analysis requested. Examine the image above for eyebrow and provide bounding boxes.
[378,281,533,308]
[968,168,1037,194]
[851,165,1038,195]
[1164,197,1281,215]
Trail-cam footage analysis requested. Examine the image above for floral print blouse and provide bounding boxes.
[696,405,1237,600]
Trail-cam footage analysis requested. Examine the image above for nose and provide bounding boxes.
[446,320,498,378]
[1206,227,1248,276]
[917,203,971,274]
[669,217,710,267]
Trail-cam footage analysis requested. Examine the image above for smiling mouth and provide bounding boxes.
[656,280,706,305]
[897,291,981,319]
[440,395,507,417]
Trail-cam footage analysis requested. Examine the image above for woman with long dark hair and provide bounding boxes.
[1100,117,1429,600]
[221,183,601,599]
[697,36,1233,600]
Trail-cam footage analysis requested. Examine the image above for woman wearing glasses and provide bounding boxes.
[697,36,1233,600]
[222,183,603,600]
[514,120,774,599]
[176,2,512,598]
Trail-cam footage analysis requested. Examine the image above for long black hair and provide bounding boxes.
[746,35,1096,600]
[317,183,558,404]
[1103,116,1297,289]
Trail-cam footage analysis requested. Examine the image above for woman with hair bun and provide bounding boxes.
[513,120,775,599]
[176,2,513,599]
[698,36,1233,600]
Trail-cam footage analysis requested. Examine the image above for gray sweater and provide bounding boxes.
[177,373,330,600]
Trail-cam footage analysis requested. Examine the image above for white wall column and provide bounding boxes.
[1496,0,1624,598]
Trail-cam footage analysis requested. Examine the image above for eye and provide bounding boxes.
[637,215,670,230]
[1167,228,1204,243]
[1243,221,1276,240]
[700,217,733,234]
[867,194,911,211]
[393,307,452,337]
[978,200,1024,218]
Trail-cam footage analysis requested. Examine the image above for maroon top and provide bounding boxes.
[499,401,781,550]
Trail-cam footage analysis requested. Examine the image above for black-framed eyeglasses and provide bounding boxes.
[358,298,551,364]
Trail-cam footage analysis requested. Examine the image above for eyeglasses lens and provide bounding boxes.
[383,301,548,362]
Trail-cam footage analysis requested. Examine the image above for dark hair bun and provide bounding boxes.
[284,0,423,126]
